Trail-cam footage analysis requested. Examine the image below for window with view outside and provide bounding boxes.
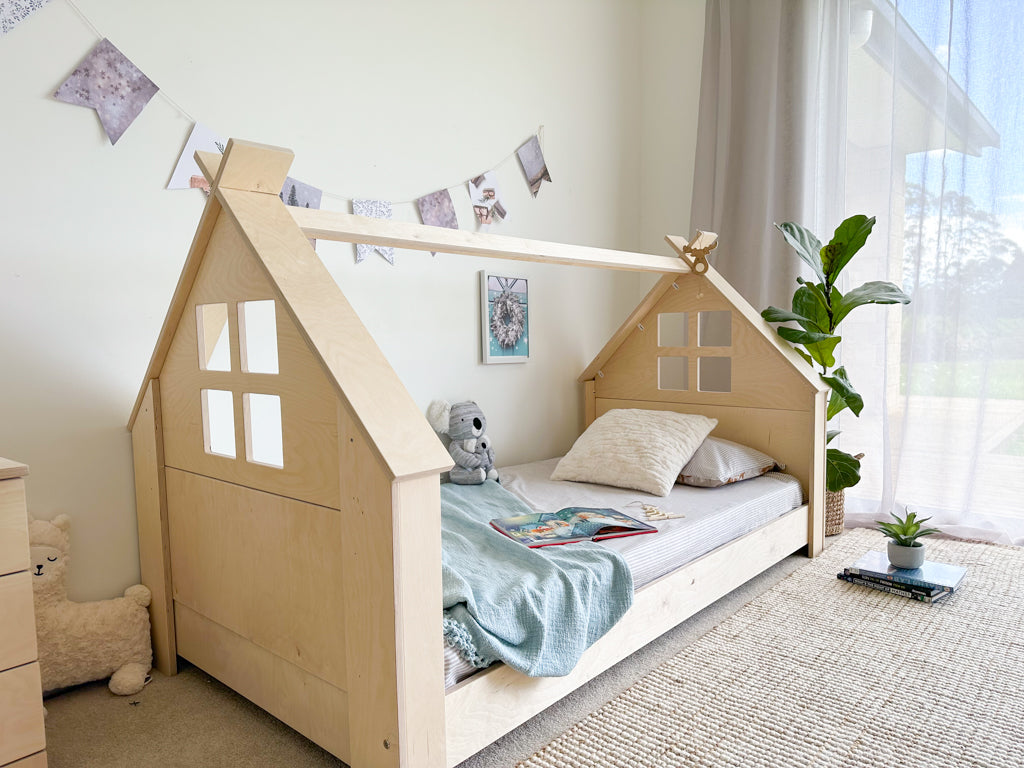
[842,0,1023,544]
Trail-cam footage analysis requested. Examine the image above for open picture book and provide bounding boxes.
[489,507,657,548]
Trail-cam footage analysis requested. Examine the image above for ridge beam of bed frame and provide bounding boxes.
[290,208,692,274]
[195,148,689,273]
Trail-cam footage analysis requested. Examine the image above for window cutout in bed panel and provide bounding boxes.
[196,304,231,371]
[658,356,689,391]
[243,393,283,469]
[658,312,689,347]
[239,300,279,375]
[698,311,732,347]
[201,389,236,458]
[698,357,732,392]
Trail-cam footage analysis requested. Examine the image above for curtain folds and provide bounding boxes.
[691,0,850,312]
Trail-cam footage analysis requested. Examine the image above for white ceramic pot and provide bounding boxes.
[887,541,925,569]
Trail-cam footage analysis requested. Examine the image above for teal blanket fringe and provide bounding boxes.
[441,481,633,678]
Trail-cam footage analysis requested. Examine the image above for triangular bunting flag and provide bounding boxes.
[168,123,226,193]
[517,135,552,197]
[1,0,51,36]
[54,38,158,145]
[352,200,395,265]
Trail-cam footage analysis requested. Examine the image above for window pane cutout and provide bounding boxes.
[196,304,231,371]
[244,393,284,469]
[201,389,236,458]
[239,300,279,374]
[658,312,689,347]
[698,357,732,393]
[658,356,689,391]
[698,311,732,347]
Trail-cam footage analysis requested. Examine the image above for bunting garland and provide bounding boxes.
[15,0,554,266]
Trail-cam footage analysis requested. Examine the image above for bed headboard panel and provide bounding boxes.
[590,396,820,501]
[582,268,826,552]
[157,206,341,510]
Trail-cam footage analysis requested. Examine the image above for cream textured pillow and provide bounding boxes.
[551,409,718,496]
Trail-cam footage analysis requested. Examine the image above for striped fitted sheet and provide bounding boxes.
[443,457,804,688]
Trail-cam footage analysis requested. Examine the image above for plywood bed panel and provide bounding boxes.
[592,270,813,412]
[175,603,351,762]
[165,468,348,688]
[158,208,341,510]
[130,380,176,675]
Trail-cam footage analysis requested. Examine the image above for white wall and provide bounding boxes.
[0,0,704,600]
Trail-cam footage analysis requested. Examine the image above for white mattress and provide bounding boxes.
[443,457,804,688]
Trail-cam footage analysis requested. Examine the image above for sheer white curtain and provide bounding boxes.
[691,0,850,312]
[692,0,1024,545]
[842,0,1024,545]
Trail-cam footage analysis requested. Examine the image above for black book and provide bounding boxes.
[841,570,943,598]
[838,573,950,604]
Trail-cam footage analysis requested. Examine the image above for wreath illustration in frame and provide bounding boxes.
[480,271,529,364]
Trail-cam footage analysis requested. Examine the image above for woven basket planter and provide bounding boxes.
[825,489,845,536]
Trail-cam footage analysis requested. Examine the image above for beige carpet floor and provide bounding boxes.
[517,528,1024,768]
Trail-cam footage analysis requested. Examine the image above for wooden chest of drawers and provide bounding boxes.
[0,458,47,767]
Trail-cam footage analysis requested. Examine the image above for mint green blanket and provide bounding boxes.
[441,481,633,677]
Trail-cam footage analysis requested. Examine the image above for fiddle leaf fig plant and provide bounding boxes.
[761,214,911,493]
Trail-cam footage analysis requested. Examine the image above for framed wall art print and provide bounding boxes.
[480,271,529,364]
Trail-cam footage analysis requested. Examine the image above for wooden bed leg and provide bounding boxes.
[130,379,177,675]
[807,389,827,557]
[339,406,446,768]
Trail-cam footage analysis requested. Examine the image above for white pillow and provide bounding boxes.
[677,437,782,488]
[551,409,718,496]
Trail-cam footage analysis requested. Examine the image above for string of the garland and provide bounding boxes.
[60,0,543,208]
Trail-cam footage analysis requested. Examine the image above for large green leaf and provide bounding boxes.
[826,429,841,444]
[776,327,841,369]
[775,222,825,284]
[822,214,875,283]
[791,284,830,333]
[803,336,841,369]
[826,448,862,492]
[777,327,837,346]
[832,281,911,326]
[823,366,864,418]
[761,306,814,325]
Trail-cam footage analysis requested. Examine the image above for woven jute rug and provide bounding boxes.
[518,528,1024,768]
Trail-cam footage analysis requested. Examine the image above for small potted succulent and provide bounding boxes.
[875,509,940,569]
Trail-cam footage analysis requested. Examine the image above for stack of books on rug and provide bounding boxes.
[838,550,966,603]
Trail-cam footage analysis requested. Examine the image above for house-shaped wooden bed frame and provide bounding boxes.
[128,139,826,768]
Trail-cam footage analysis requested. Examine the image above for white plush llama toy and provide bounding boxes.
[29,514,153,695]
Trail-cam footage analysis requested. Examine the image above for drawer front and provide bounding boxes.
[0,572,37,671]
[0,479,29,577]
[0,663,46,766]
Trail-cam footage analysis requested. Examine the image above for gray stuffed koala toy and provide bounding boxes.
[427,400,499,485]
